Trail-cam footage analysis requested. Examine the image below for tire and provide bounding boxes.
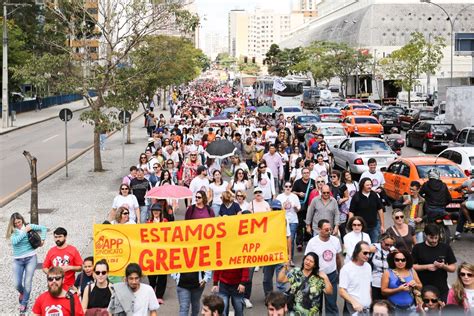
[439,225,451,245]
[422,141,430,153]
[406,136,412,147]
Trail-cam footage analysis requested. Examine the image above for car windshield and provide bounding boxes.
[420,112,435,120]
[379,112,397,119]
[354,140,391,153]
[353,105,368,109]
[321,108,341,114]
[298,116,320,123]
[321,127,346,136]
[275,82,303,96]
[416,165,465,178]
[387,107,404,115]
[354,117,379,124]
[283,107,302,113]
[431,124,456,133]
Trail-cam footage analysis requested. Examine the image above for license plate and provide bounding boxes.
[443,219,453,226]
[446,203,460,208]
[386,120,393,124]
[441,142,449,146]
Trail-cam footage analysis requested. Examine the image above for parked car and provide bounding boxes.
[438,147,474,177]
[449,126,474,147]
[303,87,320,109]
[341,104,372,117]
[331,101,347,109]
[406,121,457,153]
[383,157,468,211]
[280,106,303,119]
[384,106,407,117]
[332,137,397,174]
[294,114,321,141]
[365,103,383,111]
[345,98,363,104]
[400,107,436,130]
[341,115,384,137]
[315,107,343,122]
[372,110,401,132]
[315,123,348,148]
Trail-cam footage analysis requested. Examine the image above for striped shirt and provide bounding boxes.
[10,224,47,258]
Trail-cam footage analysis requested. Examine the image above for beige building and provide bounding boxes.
[292,0,318,19]
[228,9,250,59]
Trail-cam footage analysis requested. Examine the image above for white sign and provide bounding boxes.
[273,78,287,92]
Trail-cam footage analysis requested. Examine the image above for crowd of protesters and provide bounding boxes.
[7,79,474,315]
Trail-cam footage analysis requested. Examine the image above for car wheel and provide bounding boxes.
[406,136,411,147]
[422,141,430,153]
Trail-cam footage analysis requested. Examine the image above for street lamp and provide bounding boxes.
[2,2,31,129]
[420,0,474,87]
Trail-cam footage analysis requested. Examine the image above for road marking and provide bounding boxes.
[42,134,59,143]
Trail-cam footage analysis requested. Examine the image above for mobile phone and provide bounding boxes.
[436,256,445,263]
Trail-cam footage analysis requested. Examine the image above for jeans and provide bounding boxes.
[456,210,466,234]
[218,282,244,316]
[212,203,221,217]
[13,254,37,308]
[326,270,339,315]
[425,205,447,220]
[263,264,286,297]
[289,223,298,260]
[139,205,149,223]
[177,286,204,316]
[415,231,424,243]
[367,220,381,243]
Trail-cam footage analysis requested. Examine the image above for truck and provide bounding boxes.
[445,86,474,131]
[345,75,400,105]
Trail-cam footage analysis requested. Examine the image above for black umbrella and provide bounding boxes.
[205,139,237,159]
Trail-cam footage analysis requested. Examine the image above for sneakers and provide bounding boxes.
[19,305,27,314]
[454,231,461,240]
[244,298,253,308]
[254,266,260,272]
[19,292,24,304]
[297,245,303,252]
[290,260,295,267]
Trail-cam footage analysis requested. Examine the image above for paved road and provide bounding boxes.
[0,109,93,203]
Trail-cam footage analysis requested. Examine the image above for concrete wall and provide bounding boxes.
[446,86,474,130]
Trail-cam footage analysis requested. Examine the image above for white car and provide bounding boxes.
[438,147,474,177]
[315,123,348,148]
[332,137,398,174]
[280,106,303,119]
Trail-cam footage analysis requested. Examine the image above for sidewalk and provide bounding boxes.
[0,98,90,135]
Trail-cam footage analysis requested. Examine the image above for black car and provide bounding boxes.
[294,114,321,141]
[400,108,436,130]
[372,110,401,132]
[406,121,457,153]
[384,106,406,117]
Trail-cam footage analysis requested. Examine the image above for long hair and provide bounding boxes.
[233,168,248,182]
[301,252,320,278]
[196,190,208,205]
[359,177,372,192]
[6,213,26,238]
[115,207,129,223]
[452,262,474,305]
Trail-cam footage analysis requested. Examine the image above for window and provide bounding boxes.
[467,129,474,145]
[399,163,410,177]
[439,150,452,160]
[450,151,462,165]
[388,162,401,174]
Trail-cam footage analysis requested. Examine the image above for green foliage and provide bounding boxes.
[264,44,302,77]
[379,32,445,105]
[216,53,237,69]
[238,57,261,76]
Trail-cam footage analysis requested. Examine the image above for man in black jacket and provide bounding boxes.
[420,169,452,220]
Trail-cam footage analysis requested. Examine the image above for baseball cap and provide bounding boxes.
[253,187,263,194]
[150,204,162,211]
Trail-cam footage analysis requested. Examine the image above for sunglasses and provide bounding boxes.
[395,258,406,263]
[167,162,174,165]
[153,166,159,169]
[317,181,325,183]
[352,223,362,227]
[423,298,438,304]
[47,276,63,282]
[395,215,405,220]
[322,192,330,194]
[236,195,244,198]
[460,272,473,278]
[121,188,129,190]
[122,212,129,215]
[190,154,197,156]
[330,175,337,178]
[384,242,394,247]
[285,185,292,188]
[259,166,266,169]
[362,251,370,256]
[140,157,147,159]
[196,196,203,199]
[255,192,262,195]
[95,271,107,275]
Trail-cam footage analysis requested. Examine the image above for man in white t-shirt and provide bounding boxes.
[305,219,342,315]
[360,158,385,192]
[189,165,210,204]
[108,263,159,315]
[339,241,372,314]
[265,125,278,145]
[276,182,301,266]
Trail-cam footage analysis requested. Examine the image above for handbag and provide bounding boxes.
[26,225,42,249]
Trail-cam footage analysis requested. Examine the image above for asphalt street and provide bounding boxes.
[0,109,93,204]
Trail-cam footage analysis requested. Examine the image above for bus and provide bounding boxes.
[255,77,274,105]
[233,74,257,98]
[272,77,304,110]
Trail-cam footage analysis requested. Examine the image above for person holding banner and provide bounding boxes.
[212,267,249,316]
[171,270,212,316]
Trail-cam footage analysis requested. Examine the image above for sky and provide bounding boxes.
[195,0,293,39]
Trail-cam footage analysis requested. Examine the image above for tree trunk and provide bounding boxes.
[23,151,38,224]
[162,88,167,111]
[94,128,103,171]
[408,78,412,108]
[126,120,132,144]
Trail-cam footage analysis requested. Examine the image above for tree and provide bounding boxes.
[379,32,445,107]
[216,53,236,69]
[291,41,335,86]
[264,44,302,77]
[41,0,198,171]
[238,57,261,75]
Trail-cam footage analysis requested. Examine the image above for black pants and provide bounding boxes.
[372,286,383,301]
[148,275,167,299]
[296,208,311,246]
[339,222,347,242]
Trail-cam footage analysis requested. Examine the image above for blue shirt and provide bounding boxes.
[10,224,47,258]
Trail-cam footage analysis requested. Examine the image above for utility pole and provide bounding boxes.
[2,3,31,129]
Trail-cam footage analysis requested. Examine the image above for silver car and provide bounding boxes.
[315,107,343,122]
[332,137,398,174]
[316,123,348,148]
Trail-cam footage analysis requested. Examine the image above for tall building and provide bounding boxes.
[228,9,249,59]
[292,0,318,19]
[228,8,305,62]
[204,32,229,60]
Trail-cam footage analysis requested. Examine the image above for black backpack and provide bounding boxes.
[26,225,42,249]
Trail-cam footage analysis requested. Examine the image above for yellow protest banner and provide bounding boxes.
[93,211,288,275]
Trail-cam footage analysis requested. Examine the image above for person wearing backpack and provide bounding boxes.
[171,270,212,316]
[6,212,47,314]
[185,190,215,220]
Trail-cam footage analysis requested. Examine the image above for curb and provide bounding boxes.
[0,111,144,208]
[0,106,89,135]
